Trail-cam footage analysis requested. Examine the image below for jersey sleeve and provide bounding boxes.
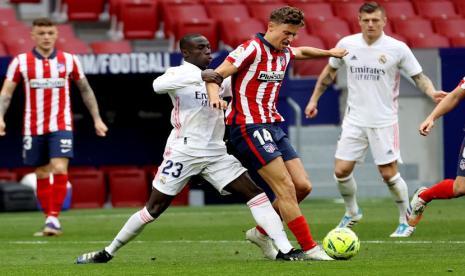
[225,41,257,70]
[328,40,345,69]
[70,55,85,81]
[5,57,21,83]
[152,66,202,94]
[398,43,422,77]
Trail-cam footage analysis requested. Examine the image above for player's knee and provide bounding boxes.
[145,204,164,219]
[295,180,312,201]
[453,179,465,196]
[275,182,297,202]
[334,167,352,179]
[381,171,397,183]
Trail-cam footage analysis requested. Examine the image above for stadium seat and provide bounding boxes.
[383,1,418,20]
[175,19,219,51]
[0,43,7,57]
[0,7,19,27]
[408,33,450,48]
[307,18,351,47]
[201,0,241,4]
[247,3,287,25]
[120,0,159,39]
[0,24,30,43]
[99,165,140,174]
[163,4,209,37]
[332,2,363,21]
[291,33,328,77]
[293,3,335,21]
[68,170,106,208]
[3,38,35,56]
[285,0,325,4]
[0,169,17,182]
[205,4,251,21]
[434,18,465,39]
[243,0,283,3]
[68,166,98,174]
[450,36,465,47]
[392,18,435,40]
[64,0,106,21]
[90,40,132,54]
[57,24,77,39]
[220,18,265,48]
[55,37,91,54]
[454,1,465,17]
[415,1,460,20]
[109,169,148,207]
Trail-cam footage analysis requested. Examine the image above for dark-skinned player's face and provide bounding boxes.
[184,36,212,70]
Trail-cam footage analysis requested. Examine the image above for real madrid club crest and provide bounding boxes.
[378,54,387,64]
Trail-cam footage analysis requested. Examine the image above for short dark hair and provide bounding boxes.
[359,2,385,16]
[32,18,56,27]
[179,33,203,51]
[269,6,304,27]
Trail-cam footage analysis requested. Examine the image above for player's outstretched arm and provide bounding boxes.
[0,80,17,136]
[76,78,108,137]
[292,47,348,60]
[411,73,448,103]
[206,61,237,110]
[419,86,465,136]
[305,64,337,119]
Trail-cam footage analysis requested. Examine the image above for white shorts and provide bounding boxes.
[152,149,247,196]
[335,121,402,165]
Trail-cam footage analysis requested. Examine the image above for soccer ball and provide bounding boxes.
[322,228,360,260]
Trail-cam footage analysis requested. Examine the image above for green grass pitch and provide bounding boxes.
[1,198,465,275]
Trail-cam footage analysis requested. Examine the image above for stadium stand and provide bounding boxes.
[220,17,265,48]
[163,4,209,38]
[90,40,132,54]
[332,1,365,21]
[292,2,335,21]
[383,1,418,20]
[108,169,148,207]
[291,32,328,77]
[63,0,107,21]
[392,18,435,40]
[55,37,92,54]
[205,3,251,21]
[3,38,35,56]
[434,18,465,39]
[175,19,218,51]
[0,7,19,27]
[0,169,17,182]
[56,23,78,39]
[307,17,351,47]
[247,2,287,25]
[408,33,450,48]
[450,36,465,47]
[120,0,158,39]
[69,170,106,208]
[416,0,460,20]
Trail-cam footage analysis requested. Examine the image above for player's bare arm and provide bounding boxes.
[420,86,465,136]
[411,73,448,103]
[206,60,237,110]
[75,78,108,137]
[305,65,338,118]
[292,47,348,60]
[0,80,18,136]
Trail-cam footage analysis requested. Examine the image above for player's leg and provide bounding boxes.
[222,171,296,259]
[408,138,465,226]
[334,122,368,228]
[76,188,174,264]
[369,124,412,237]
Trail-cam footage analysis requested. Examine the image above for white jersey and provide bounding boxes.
[153,61,231,157]
[329,33,422,128]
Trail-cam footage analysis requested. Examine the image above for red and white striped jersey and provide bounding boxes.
[225,33,295,125]
[5,48,85,136]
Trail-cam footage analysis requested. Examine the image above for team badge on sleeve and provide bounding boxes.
[230,46,245,60]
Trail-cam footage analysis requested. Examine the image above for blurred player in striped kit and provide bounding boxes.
[0,18,107,236]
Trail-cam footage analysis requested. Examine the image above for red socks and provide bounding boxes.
[49,174,68,217]
[287,216,317,251]
[420,179,455,203]
[36,177,51,216]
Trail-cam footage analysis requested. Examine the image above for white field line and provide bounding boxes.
[5,240,465,245]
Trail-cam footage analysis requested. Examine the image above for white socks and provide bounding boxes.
[247,193,293,254]
[385,173,409,224]
[105,207,154,255]
[335,174,359,216]
[46,216,61,228]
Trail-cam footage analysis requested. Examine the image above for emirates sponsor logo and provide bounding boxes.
[257,71,284,82]
[30,78,66,89]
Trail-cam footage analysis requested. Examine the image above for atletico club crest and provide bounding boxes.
[263,143,276,153]
[57,63,66,73]
[279,55,286,67]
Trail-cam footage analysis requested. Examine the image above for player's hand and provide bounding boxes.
[0,118,5,136]
[419,118,435,136]
[329,48,348,58]
[305,101,318,118]
[432,90,448,104]
[209,96,228,110]
[201,69,223,85]
[94,119,108,137]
